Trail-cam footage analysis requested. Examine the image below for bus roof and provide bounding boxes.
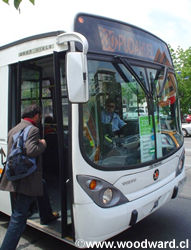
[0,31,64,51]
[0,31,65,66]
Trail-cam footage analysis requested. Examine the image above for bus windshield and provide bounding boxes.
[81,59,183,170]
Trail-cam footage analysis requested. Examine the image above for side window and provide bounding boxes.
[21,68,56,127]
[21,67,41,112]
[151,70,183,157]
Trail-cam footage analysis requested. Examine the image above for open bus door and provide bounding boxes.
[8,54,74,242]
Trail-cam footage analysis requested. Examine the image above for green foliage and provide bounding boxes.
[14,0,22,9]
[2,0,34,9]
[169,45,191,115]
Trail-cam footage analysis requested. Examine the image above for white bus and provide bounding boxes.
[0,13,185,246]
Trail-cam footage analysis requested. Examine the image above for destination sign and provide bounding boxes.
[74,14,172,66]
[98,24,154,60]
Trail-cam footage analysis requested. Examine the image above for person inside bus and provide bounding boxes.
[44,115,57,135]
[101,98,126,136]
[0,104,59,250]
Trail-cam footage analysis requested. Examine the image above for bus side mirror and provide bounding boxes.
[66,52,89,103]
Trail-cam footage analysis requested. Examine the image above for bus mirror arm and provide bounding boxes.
[57,32,89,103]
[57,32,88,54]
[57,32,88,84]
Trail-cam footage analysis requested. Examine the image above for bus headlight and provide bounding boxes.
[103,188,113,204]
[77,175,128,208]
[176,150,185,176]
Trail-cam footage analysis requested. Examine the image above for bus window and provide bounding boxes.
[151,70,183,157]
[21,67,41,112]
[82,60,154,169]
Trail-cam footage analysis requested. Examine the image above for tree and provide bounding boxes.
[2,0,34,9]
[170,45,191,115]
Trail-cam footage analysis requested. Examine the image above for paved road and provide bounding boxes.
[0,138,191,249]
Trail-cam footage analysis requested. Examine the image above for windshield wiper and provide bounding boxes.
[118,57,151,99]
[112,62,130,83]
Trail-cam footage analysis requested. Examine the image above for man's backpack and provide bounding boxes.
[6,125,37,181]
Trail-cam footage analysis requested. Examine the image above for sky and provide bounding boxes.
[0,0,190,50]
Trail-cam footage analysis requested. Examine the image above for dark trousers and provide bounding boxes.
[0,193,35,250]
[0,180,53,250]
[37,179,53,222]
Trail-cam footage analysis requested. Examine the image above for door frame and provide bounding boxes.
[8,54,74,240]
[53,51,74,239]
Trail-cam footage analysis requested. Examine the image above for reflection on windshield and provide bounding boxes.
[82,60,183,170]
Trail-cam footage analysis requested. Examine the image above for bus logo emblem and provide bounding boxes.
[153,169,159,181]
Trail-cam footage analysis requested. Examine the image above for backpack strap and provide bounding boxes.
[11,125,33,150]
[12,129,23,143]
[11,129,24,151]
[22,125,36,164]
[22,125,33,142]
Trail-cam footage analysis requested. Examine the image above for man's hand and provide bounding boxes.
[39,139,47,147]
